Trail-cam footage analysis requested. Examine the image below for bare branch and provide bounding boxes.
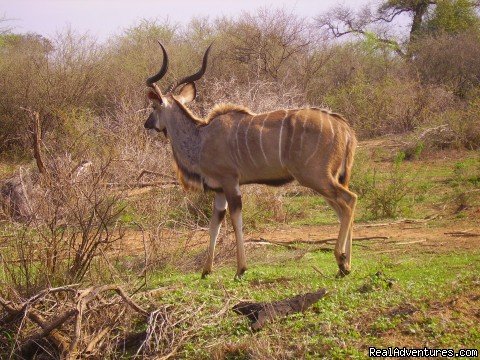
[245,235,390,248]
[316,3,408,57]
[19,108,47,176]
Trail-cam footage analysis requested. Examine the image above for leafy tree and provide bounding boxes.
[317,0,479,57]
[425,0,480,33]
[0,32,52,52]
[379,0,434,41]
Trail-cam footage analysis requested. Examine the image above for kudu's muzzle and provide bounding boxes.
[144,112,167,137]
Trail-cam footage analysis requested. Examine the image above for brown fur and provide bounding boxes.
[174,98,349,130]
[173,100,255,127]
[172,161,203,191]
[172,98,206,126]
[146,91,357,279]
[205,103,255,124]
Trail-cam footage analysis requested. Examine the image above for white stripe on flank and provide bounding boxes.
[259,113,270,165]
[235,119,242,164]
[304,113,323,165]
[245,117,258,167]
[329,117,335,138]
[287,110,298,159]
[299,114,307,151]
[278,111,287,167]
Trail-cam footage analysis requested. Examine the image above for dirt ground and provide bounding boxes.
[115,210,480,260]
[249,215,480,253]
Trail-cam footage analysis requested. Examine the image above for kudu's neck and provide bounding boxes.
[165,104,202,172]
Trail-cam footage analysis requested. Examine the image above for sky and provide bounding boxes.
[1,0,372,41]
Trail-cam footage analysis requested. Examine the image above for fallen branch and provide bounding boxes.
[0,295,72,356]
[85,326,111,354]
[20,309,77,357]
[312,266,328,278]
[233,288,328,330]
[245,239,299,249]
[1,285,149,358]
[445,231,480,238]
[106,181,179,189]
[358,214,439,228]
[245,236,389,248]
[391,239,427,246]
[70,285,149,355]
[137,169,177,182]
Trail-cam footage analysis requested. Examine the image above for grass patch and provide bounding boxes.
[142,245,479,359]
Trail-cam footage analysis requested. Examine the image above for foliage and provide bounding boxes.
[425,0,480,34]
[324,74,443,137]
[354,152,412,219]
[413,31,480,97]
[1,8,480,155]
[1,158,126,295]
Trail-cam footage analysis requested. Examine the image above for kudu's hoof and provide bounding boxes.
[201,270,211,279]
[336,266,351,278]
[234,267,247,281]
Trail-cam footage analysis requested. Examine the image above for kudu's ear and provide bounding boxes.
[176,83,196,104]
[147,90,162,103]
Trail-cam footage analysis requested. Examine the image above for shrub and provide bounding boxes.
[323,75,451,137]
[413,32,480,97]
[0,157,126,295]
[412,95,480,150]
[352,152,412,219]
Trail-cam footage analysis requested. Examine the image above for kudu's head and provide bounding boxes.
[144,41,212,136]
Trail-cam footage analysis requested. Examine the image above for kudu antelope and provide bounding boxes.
[144,42,357,279]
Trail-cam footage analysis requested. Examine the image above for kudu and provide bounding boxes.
[144,42,358,279]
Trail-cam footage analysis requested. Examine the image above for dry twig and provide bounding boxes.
[445,231,480,238]
[245,235,389,248]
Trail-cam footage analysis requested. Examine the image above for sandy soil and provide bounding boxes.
[115,211,480,260]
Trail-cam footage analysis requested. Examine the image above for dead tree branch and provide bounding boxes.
[233,288,328,330]
[137,169,177,182]
[20,107,47,176]
[245,235,389,248]
[1,285,151,358]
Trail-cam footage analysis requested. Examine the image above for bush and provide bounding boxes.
[1,10,480,158]
[352,152,412,219]
[413,32,480,97]
[324,75,450,137]
[1,157,126,295]
[411,94,480,150]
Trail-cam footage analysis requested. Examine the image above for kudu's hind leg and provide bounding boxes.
[202,192,227,278]
[330,185,357,276]
[224,183,247,279]
[344,196,356,273]
[326,196,354,276]
[303,174,356,277]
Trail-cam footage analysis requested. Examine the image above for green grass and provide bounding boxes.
[13,148,476,357]
[142,246,480,359]
[283,195,338,225]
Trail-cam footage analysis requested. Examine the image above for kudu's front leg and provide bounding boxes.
[224,184,247,279]
[202,192,227,278]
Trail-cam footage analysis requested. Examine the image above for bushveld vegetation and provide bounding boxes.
[1,1,480,358]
